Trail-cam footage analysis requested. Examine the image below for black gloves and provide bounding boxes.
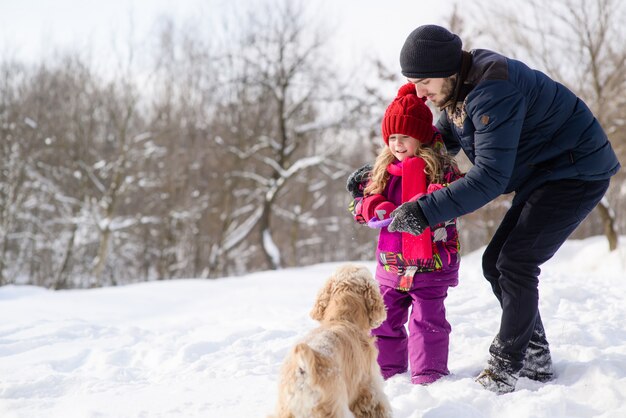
[346,163,373,199]
[388,201,430,236]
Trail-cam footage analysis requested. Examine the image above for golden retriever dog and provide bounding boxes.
[269,264,392,418]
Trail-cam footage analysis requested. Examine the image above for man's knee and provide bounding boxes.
[482,247,500,284]
[495,249,540,290]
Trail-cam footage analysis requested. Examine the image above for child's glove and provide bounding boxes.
[348,197,367,224]
[388,201,429,236]
[366,201,396,229]
[372,201,395,221]
[346,163,372,199]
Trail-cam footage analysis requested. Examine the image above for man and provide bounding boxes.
[349,25,620,394]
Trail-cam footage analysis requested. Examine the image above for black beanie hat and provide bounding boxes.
[400,25,462,78]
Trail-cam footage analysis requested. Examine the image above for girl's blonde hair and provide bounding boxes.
[363,140,454,196]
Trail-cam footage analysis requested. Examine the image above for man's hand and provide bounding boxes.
[346,163,373,199]
[388,201,429,235]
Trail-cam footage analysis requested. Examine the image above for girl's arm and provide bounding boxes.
[361,194,396,222]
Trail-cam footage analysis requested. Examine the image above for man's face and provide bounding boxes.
[407,76,456,107]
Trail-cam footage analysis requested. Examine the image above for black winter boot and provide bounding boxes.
[519,319,554,382]
[476,336,521,394]
[476,367,518,394]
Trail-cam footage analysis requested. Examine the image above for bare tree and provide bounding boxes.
[206,0,353,272]
[0,62,30,285]
[144,17,222,279]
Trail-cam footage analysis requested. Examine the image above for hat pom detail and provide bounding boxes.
[397,83,417,98]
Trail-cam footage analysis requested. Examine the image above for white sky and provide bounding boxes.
[0,0,455,71]
[0,0,211,60]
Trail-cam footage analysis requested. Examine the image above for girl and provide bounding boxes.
[351,83,462,385]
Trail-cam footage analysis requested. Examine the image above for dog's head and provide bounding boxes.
[310,264,387,329]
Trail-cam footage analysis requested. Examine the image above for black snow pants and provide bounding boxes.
[481,178,610,371]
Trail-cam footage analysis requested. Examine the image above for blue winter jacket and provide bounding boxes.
[419,49,621,226]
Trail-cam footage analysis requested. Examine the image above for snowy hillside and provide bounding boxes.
[1,236,625,418]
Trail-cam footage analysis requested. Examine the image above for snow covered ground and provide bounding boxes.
[1,236,625,418]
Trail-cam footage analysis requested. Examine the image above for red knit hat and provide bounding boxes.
[381,83,434,145]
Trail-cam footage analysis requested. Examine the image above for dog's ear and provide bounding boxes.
[364,279,387,328]
[310,276,334,321]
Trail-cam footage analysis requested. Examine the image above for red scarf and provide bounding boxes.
[386,157,433,261]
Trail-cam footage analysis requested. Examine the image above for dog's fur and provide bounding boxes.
[269,264,392,418]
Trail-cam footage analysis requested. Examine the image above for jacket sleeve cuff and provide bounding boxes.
[361,194,386,221]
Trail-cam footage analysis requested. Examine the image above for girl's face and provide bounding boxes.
[388,134,420,161]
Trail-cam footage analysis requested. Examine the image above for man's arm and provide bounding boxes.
[422,81,526,226]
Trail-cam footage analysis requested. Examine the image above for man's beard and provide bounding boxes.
[433,75,457,108]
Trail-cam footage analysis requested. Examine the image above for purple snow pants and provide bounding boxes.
[372,283,451,384]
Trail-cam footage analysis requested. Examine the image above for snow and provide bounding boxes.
[1,236,625,418]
